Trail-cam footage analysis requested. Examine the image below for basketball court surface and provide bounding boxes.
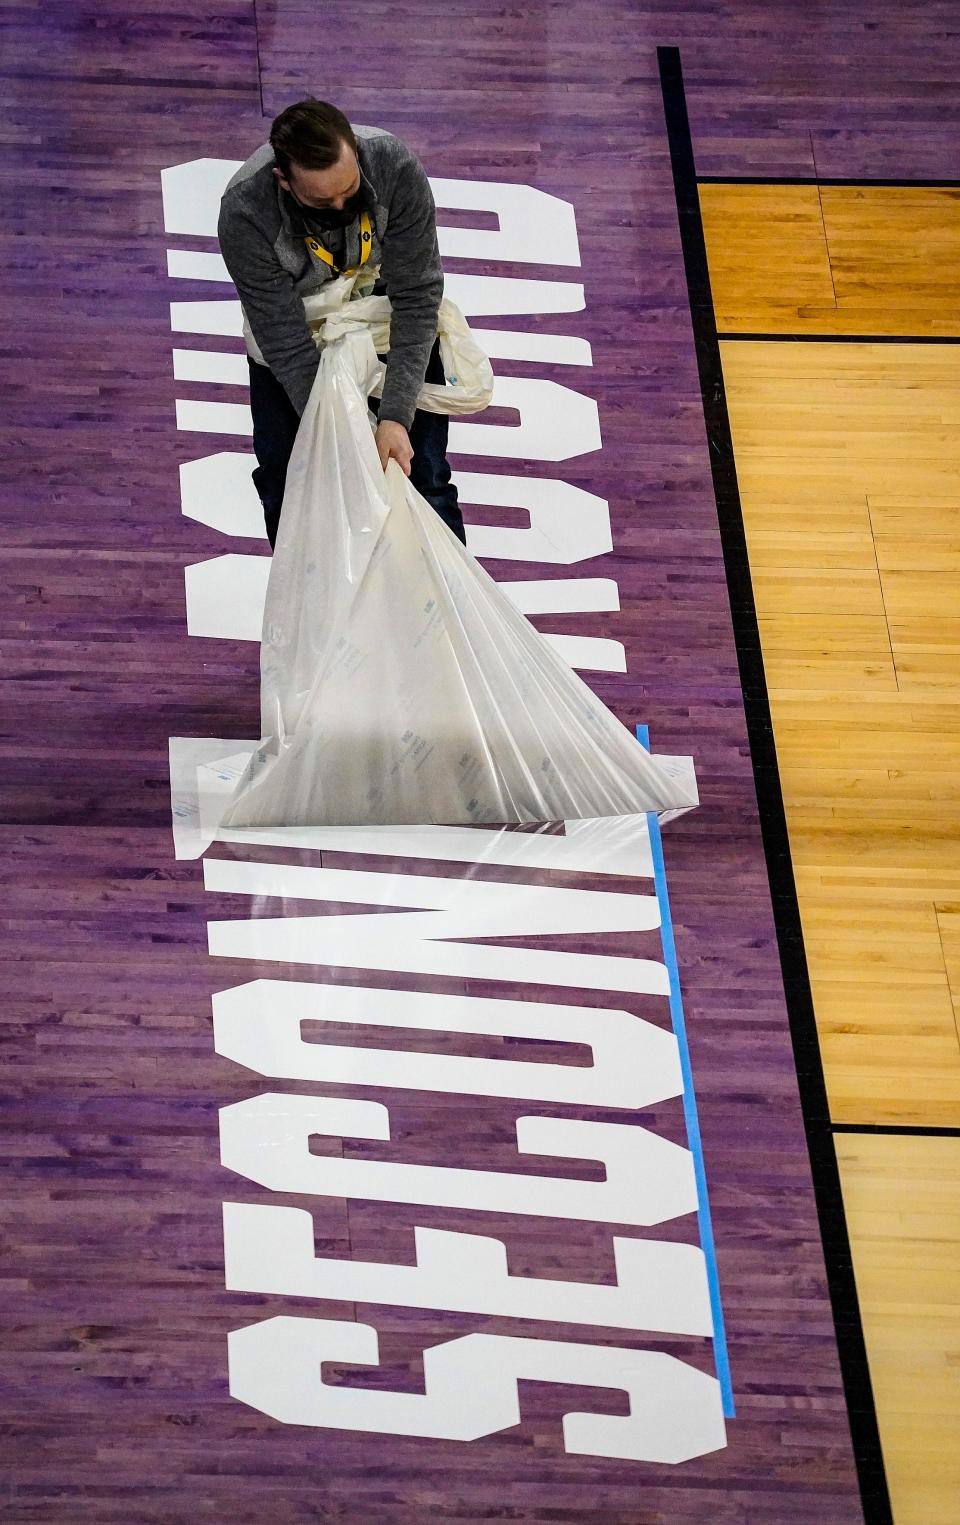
[3,6,960,1522]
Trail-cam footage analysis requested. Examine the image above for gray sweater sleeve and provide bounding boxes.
[376,153,443,430]
[217,203,321,415]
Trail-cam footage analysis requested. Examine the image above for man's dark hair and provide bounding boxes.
[269,98,357,179]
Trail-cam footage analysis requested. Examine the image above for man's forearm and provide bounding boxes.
[217,205,321,416]
[375,151,444,431]
[264,331,321,416]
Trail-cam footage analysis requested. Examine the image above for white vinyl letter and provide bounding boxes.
[180,453,263,537]
[228,1317,726,1462]
[177,458,614,565]
[212,813,656,878]
[184,558,623,672]
[456,471,612,563]
[219,1093,696,1226]
[161,157,241,235]
[204,857,669,996]
[223,1204,712,1336]
[213,979,681,1109]
[448,377,600,461]
[429,178,581,267]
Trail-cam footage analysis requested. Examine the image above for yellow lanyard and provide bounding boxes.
[304,209,374,277]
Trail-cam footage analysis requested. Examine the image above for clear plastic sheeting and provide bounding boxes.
[219,297,698,830]
[311,289,496,416]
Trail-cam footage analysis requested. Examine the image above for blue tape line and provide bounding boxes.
[637,724,735,1418]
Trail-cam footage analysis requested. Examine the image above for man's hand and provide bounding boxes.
[375,420,413,476]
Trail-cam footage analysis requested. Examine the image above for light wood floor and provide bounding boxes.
[701,182,960,1522]
[702,183,960,338]
[837,1133,960,1525]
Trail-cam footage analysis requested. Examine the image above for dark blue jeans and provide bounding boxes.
[247,336,465,550]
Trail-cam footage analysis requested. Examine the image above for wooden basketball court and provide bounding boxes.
[2,6,958,1522]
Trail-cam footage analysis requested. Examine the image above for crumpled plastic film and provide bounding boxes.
[310,291,496,416]
[220,295,698,829]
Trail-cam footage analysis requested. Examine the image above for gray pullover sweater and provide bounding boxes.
[217,124,443,430]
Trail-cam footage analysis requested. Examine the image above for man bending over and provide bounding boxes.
[217,97,464,550]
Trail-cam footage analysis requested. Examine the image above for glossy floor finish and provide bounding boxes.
[837,1134,960,1525]
[5,3,957,1521]
[701,179,960,1522]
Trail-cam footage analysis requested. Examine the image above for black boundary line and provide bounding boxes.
[719,333,960,344]
[657,46,894,1525]
[833,1123,960,1138]
[700,174,960,187]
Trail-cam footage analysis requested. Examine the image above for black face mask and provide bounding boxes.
[288,184,366,231]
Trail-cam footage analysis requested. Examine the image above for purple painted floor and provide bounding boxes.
[5,3,957,1520]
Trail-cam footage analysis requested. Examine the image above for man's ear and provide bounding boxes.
[272,166,288,190]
